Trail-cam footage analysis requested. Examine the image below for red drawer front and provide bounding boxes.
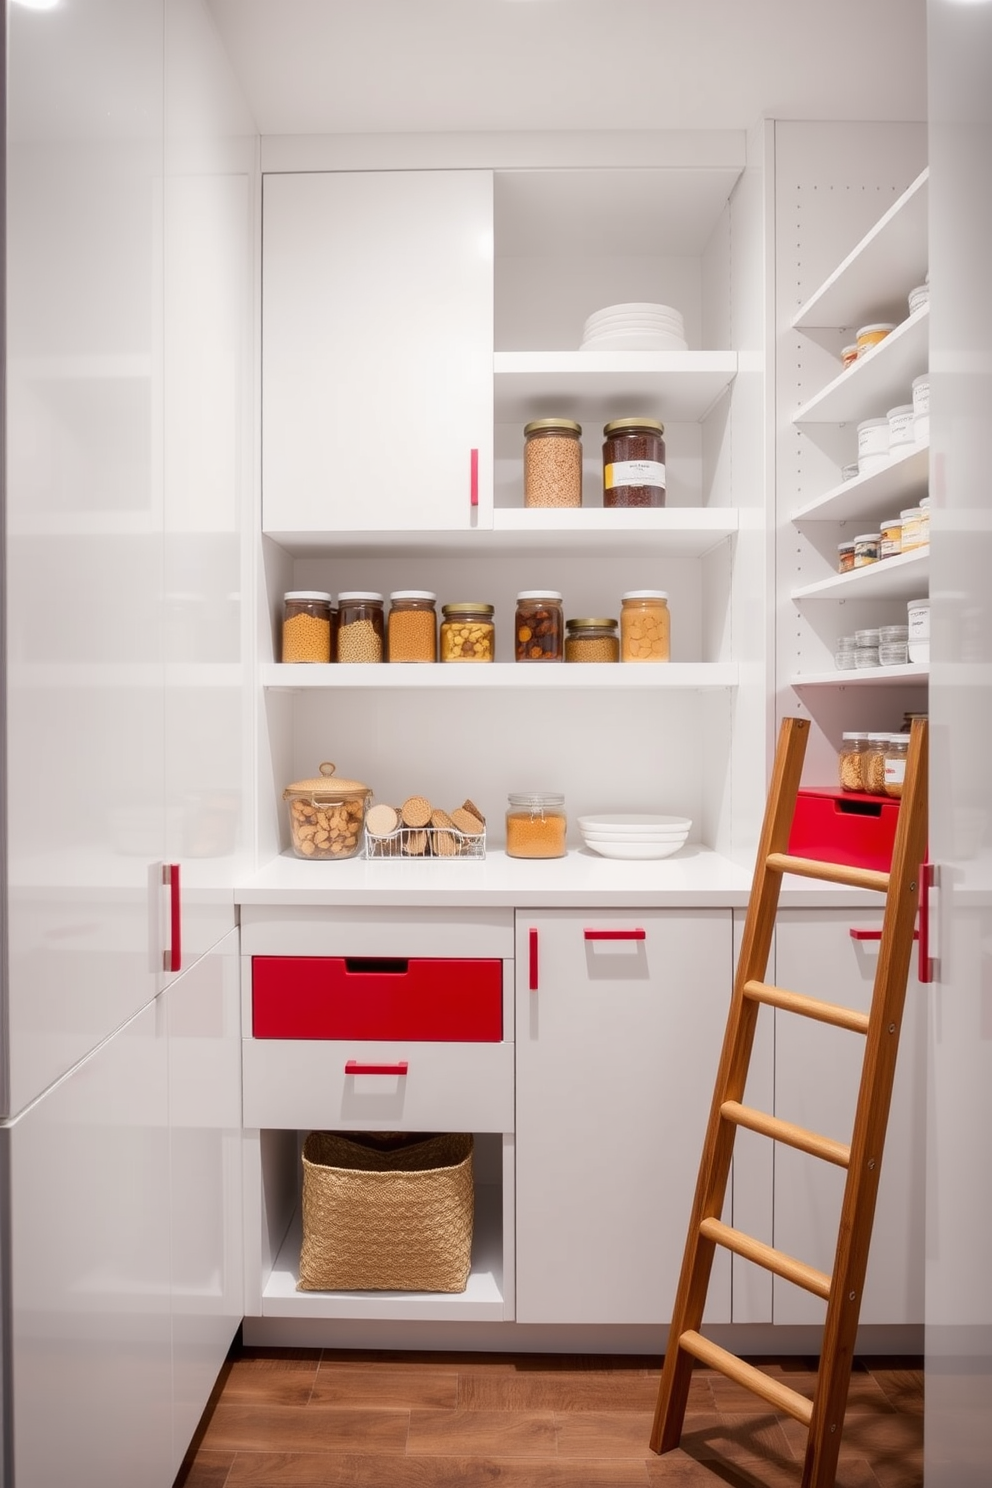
[252,956,503,1041]
[788,787,904,873]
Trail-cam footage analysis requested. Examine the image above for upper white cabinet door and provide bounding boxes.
[772,909,926,1327]
[262,170,494,533]
[514,909,733,1326]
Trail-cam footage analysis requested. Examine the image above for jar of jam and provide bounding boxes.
[506,792,567,859]
[602,418,666,507]
[621,590,670,661]
[514,592,563,661]
[336,592,385,663]
[564,617,619,662]
[387,591,437,663]
[282,591,333,663]
[440,603,495,662]
[523,420,582,508]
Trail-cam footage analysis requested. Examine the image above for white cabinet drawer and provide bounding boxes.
[240,905,514,960]
[243,1038,513,1132]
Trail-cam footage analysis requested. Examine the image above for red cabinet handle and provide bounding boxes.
[470,447,479,508]
[164,863,181,973]
[345,1060,409,1076]
[918,862,935,984]
[584,929,646,941]
[529,928,539,990]
[849,927,919,942]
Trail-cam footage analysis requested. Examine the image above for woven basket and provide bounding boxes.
[298,1131,474,1292]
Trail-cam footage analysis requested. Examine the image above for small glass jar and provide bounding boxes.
[853,533,881,568]
[879,517,902,559]
[440,603,495,662]
[838,541,856,574]
[841,344,859,369]
[524,420,583,508]
[564,618,619,663]
[857,418,890,474]
[864,733,891,795]
[514,592,563,661]
[387,591,437,663]
[282,591,333,663]
[621,590,670,661]
[505,792,567,859]
[856,322,895,357]
[602,418,666,507]
[336,592,385,663]
[283,762,372,860]
[883,734,911,798]
[839,731,870,793]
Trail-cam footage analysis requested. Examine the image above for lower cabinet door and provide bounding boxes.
[772,909,926,1327]
[514,909,733,1325]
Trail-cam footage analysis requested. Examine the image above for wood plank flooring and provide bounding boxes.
[175,1344,923,1488]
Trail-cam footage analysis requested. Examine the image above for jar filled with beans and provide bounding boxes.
[337,592,385,663]
[602,418,666,507]
[505,792,567,859]
[620,590,670,661]
[838,731,870,792]
[564,617,619,663]
[440,603,495,662]
[864,732,891,795]
[387,591,437,663]
[282,591,333,663]
[514,592,563,661]
[524,419,583,508]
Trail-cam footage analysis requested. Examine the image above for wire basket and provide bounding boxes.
[364,824,486,860]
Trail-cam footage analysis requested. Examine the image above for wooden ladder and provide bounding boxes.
[650,714,929,1488]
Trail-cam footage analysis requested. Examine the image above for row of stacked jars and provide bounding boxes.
[836,496,929,574]
[838,728,924,798]
[281,590,671,664]
[524,416,666,508]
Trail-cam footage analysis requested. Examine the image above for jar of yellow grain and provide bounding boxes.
[505,792,567,859]
[337,592,385,663]
[387,591,437,662]
[440,603,495,662]
[283,762,372,860]
[564,617,619,662]
[282,591,333,663]
[620,590,670,662]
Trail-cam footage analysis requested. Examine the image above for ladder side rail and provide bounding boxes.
[802,719,929,1488]
[651,716,811,1454]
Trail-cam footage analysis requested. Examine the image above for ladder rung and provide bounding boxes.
[743,979,870,1034]
[678,1329,814,1426]
[765,852,890,894]
[721,1100,851,1168]
[699,1217,831,1299]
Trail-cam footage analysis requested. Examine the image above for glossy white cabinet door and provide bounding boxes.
[771,909,926,1326]
[9,1000,172,1488]
[514,909,733,1325]
[262,169,494,533]
[168,930,243,1475]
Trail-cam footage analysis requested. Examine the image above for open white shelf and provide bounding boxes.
[493,350,738,424]
[791,548,928,602]
[791,443,929,524]
[792,169,929,331]
[261,661,738,691]
[260,1183,506,1322]
[793,306,928,425]
[790,663,929,690]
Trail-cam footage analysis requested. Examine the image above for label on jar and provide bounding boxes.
[605,460,666,490]
[884,756,907,789]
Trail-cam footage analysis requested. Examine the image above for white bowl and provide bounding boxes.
[582,832,690,848]
[584,311,685,331]
[579,813,692,835]
[582,838,687,860]
[580,331,688,352]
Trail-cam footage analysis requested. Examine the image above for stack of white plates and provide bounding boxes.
[580,302,687,353]
[578,813,692,860]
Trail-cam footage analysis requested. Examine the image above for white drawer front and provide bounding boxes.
[240,906,514,960]
[243,1038,513,1132]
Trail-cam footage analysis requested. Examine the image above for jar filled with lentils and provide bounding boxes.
[838,731,870,793]
[524,419,583,508]
[440,603,495,662]
[564,617,619,663]
[336,592,384,663]
[514,592,563,661]
[620,590,670,662]
[602,418,666,507]
[282,591,333,663]
[387,591,437,663]
[505,792,567,859]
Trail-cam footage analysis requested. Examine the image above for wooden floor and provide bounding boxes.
[176,1343,923,1488]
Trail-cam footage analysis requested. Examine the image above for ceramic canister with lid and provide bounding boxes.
[912,373,930,444]
[907,597,930,663]
[857,418,890,474]
[283,761,372,860]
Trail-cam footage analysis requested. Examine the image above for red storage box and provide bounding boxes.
[252,956,503,1041]
[787,787,902,873]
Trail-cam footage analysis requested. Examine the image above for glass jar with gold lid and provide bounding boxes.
[440,603,495,662]
[564,617,619,663]
[524,419,582,508]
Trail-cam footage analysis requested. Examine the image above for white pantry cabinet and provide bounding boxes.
[262,169,495,534]
[771,908,926,1327]
[514,908,733,1325]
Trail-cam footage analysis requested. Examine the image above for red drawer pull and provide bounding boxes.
[164,862,181,973]
[529,928,539,991]
[584,928,646,941]
[470,447,479,508]
[345,1060,409,1076]
[918,862,935,984]
[849,927,919,942]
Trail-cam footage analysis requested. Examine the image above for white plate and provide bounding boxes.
[579,813,692,834]
[585,302,684,322]
[582,832,690,847]
[580,332,688,352]
[583,838,686,860]
[584,311,684,329]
